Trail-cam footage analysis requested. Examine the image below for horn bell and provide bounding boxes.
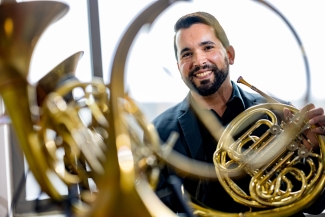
[36,51,84,106]
[0,1,69,200]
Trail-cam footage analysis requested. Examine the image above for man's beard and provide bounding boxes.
[186,59,229,96]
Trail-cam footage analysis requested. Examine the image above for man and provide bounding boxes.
[153,11,325,216]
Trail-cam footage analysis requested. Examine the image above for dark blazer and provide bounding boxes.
[153,84,268,162]
[152,83,325,216]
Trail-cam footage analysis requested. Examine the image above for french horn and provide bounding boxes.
[0,0,69,201]
[0,1,179,216]
[194,77,325,217]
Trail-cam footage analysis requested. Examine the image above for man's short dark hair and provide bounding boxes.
[173,11,229,60]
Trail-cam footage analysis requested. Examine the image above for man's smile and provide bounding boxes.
[195,70,213,78]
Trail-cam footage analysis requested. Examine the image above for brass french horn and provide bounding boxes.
[36,51,84,107]
[195,77,325,217]
[35,51,103,213]
[0,2,107,213]
[0,0,69,200]
[0,1,180,216]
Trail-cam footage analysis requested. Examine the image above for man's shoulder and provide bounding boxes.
[152,101,184,126]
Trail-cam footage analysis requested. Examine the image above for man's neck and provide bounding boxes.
[191,81,233,117]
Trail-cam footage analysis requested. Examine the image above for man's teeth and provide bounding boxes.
[196,71,211,77]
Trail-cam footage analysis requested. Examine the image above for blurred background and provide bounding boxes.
[1,0,325,216]
[24,0,325,119]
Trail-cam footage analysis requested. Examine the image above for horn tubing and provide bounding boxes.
[237,76,279,103]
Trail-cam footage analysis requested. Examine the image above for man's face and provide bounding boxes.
[175,23,232,96]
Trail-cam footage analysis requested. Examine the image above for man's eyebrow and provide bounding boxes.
[200,41,215,46]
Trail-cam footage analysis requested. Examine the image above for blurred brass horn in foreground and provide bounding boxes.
[0,1,179,216]
[0,1,69,200]
[38,0,191,215]
[84,0,189,216]
[191,76,325,217]
[34,50,103,214]
[36,51,84,106]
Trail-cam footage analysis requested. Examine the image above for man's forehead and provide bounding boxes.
[176,23,212,36]
[176,25,222,49]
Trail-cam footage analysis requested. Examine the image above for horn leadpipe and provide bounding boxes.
[237,76,279,104]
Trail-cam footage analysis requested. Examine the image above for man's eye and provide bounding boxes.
[205,46,213,50]
[182,53,191,58]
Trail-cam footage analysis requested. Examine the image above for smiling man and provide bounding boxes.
[153,11,325,216]
[175,20,233,116]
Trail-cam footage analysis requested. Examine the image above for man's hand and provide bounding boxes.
[283,103,325,151]
[304,103,325,134]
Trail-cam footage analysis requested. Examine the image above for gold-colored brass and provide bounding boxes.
[0,1,69,200]
[39,78,110,214]
[0,1,179,216]
[36,51,84,106]
[202,76,325,217]
[237,76,280,104]
[84,0,185,216]
[35,52,106,210]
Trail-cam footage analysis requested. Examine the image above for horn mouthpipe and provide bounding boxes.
[237,76,279,104]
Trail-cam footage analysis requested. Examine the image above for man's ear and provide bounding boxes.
[177,62,180,72]
[226,45,235,65]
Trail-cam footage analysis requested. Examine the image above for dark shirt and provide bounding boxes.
[195,84,245,164]
[189,84,252,213]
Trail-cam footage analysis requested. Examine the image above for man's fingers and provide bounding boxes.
[307,107,325,123]
[283,107,294,122]
[311,126,325,135]
[300,103,316,115]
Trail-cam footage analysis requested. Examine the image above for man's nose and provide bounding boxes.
[193,52,207,68]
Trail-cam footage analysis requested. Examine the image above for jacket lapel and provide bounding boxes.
[178,95,202,159]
